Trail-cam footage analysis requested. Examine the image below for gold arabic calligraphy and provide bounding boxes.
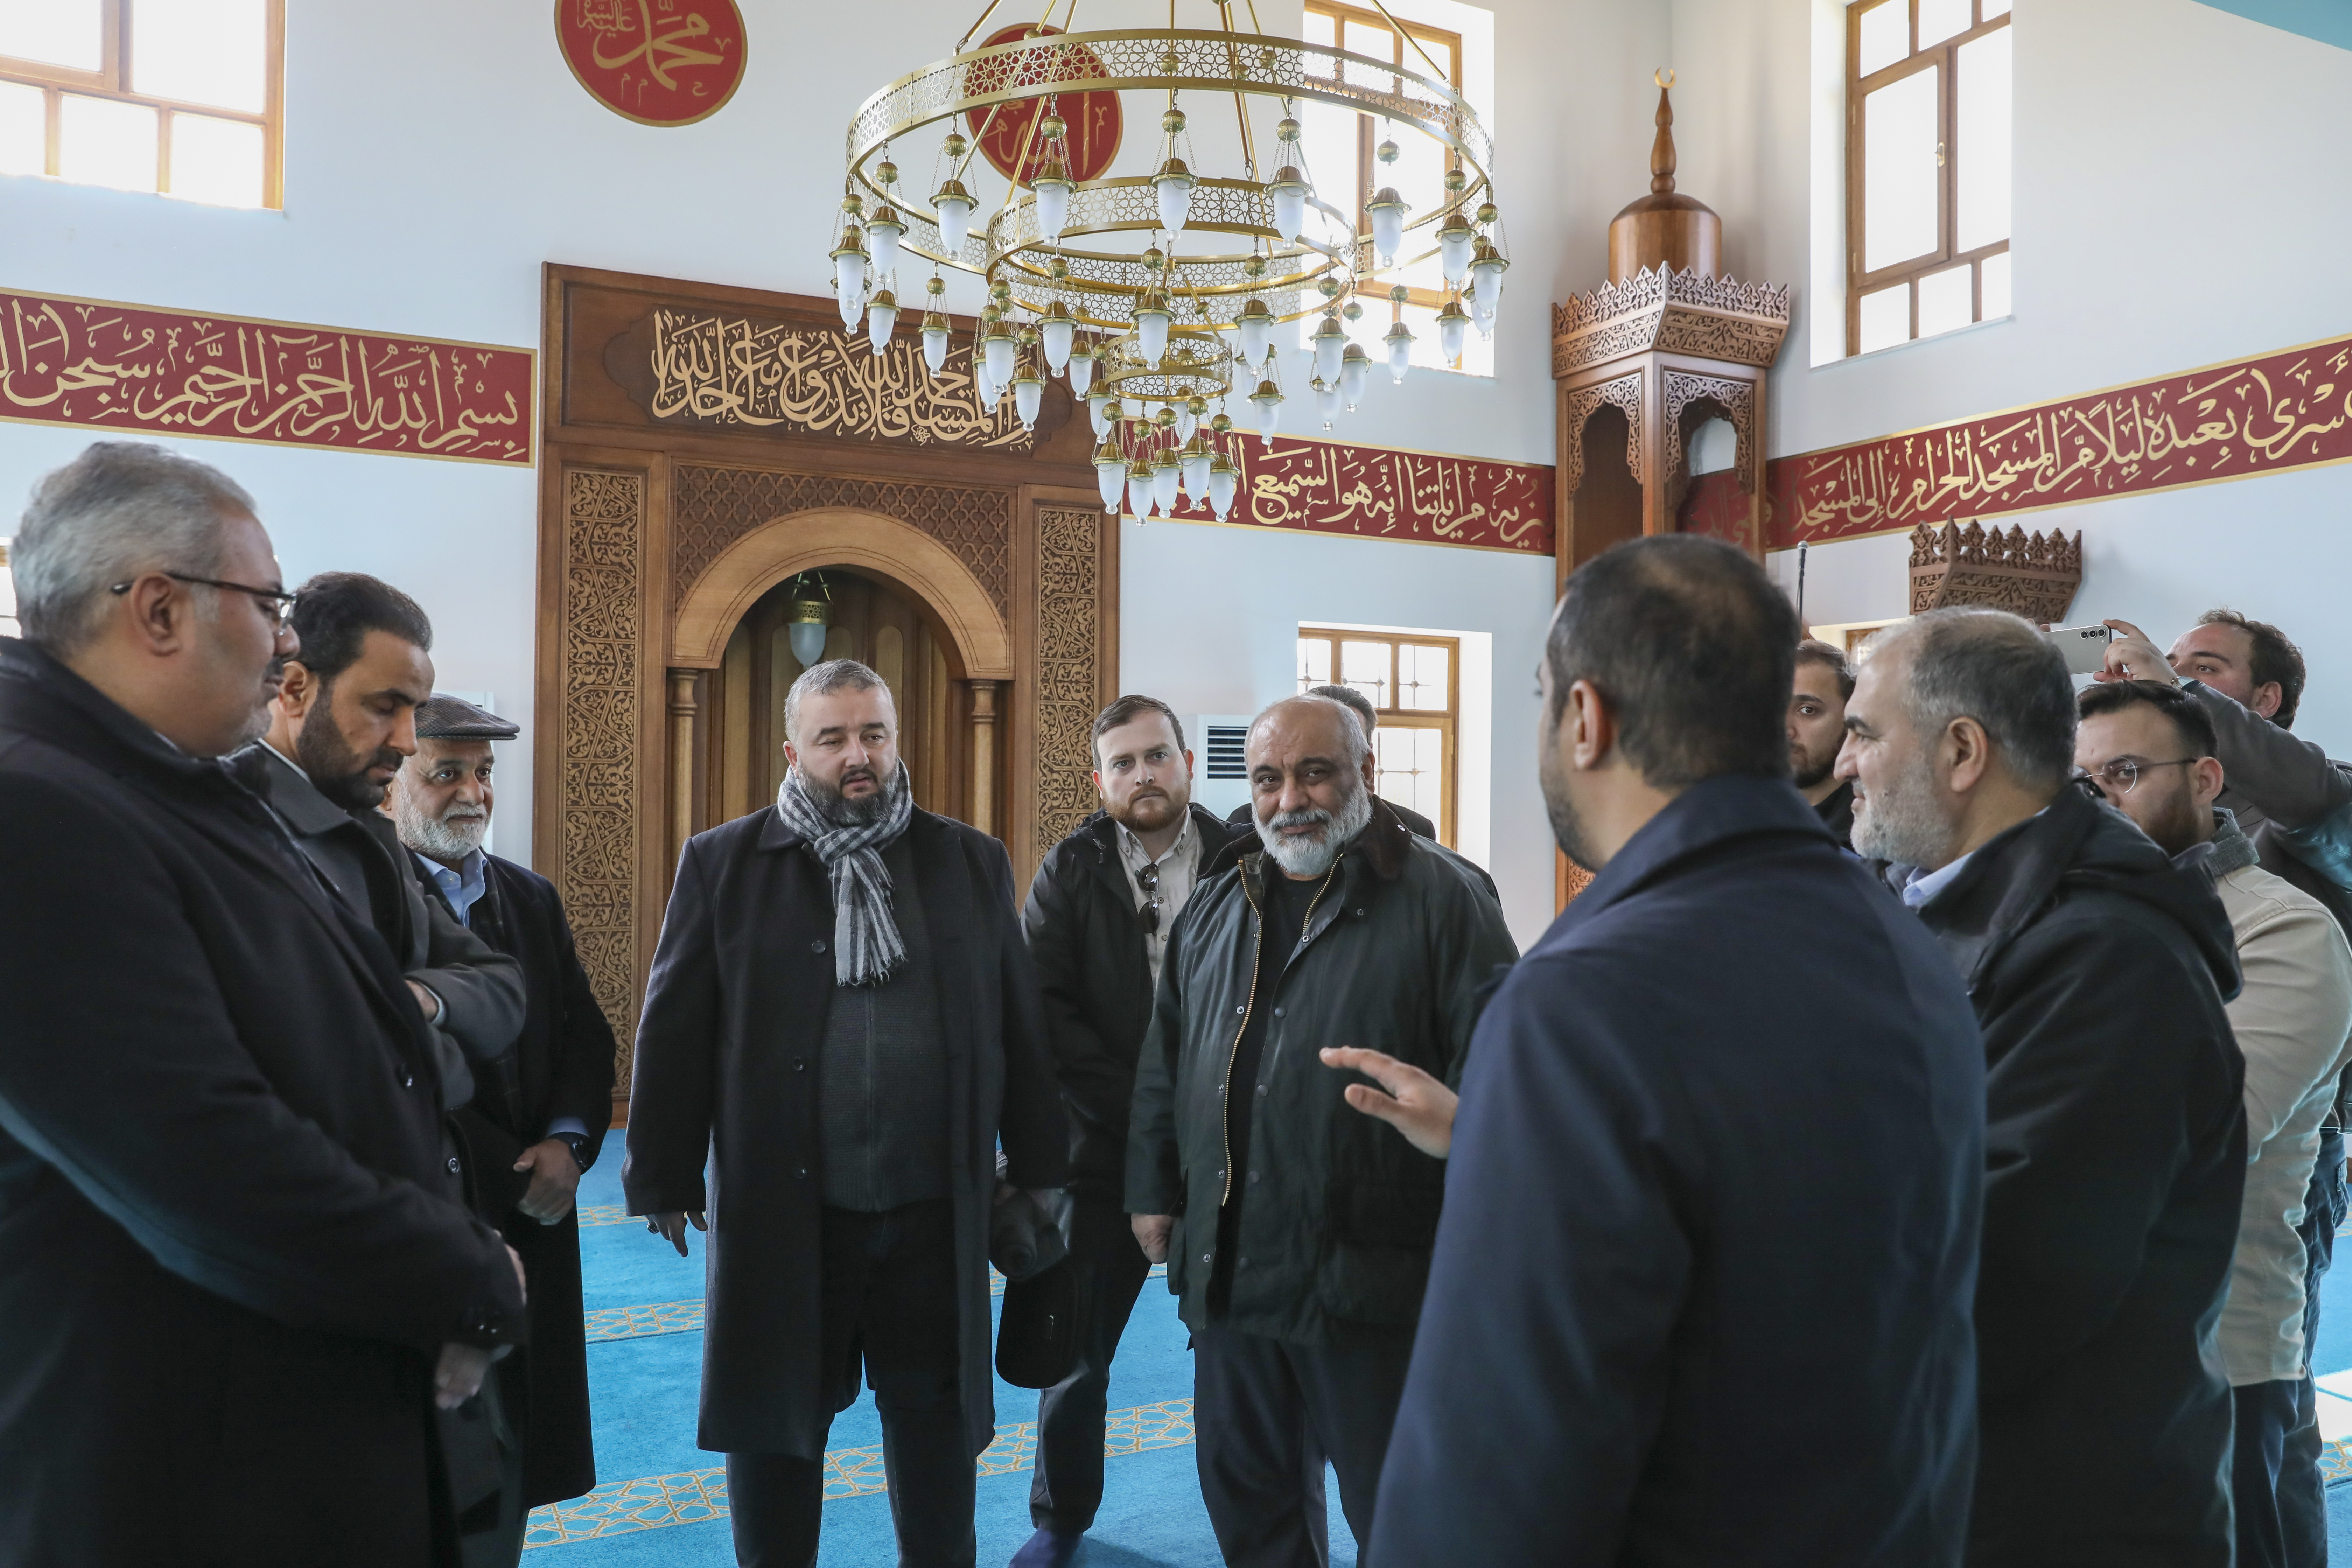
[646,308,1032,450]
[0,294,531,462]
[1789,345,2352,540]
[1239,438,1549,550]
[587,1,723,89]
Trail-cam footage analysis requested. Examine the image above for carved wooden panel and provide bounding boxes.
[1561,371,1645,493]
[1663,370,1757,496]
[670,464,1013,617]
[1909,520,2084,624]
[1032,504,1105,854]
[1551,269,1792,376]
[557,468,648,1088]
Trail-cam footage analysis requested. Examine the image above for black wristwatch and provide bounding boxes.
[552,1131,592,1171]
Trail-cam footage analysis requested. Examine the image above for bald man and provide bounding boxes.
[1126,694,1517,1564]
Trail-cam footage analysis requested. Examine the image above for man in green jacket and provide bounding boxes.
[1126,694,1517,1566]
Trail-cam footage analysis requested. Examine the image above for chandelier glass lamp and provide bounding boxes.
[826,0,1508,516]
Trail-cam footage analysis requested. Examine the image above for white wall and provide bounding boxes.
[0,0,1667,881]
[1121,518,1558,946]
[1664,0,2352,754]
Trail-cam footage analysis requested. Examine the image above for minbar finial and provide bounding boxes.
[1650,73,1678,195]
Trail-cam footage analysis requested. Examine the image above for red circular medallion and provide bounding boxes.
[966,24,1123,186]
[556,0,748,128]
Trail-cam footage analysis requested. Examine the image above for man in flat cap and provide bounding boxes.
[387,693,619,1556]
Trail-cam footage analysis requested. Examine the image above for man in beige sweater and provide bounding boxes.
[2077,680,2352,1568]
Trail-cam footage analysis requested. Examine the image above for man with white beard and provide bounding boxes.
[1126,694,1516,1565]
[1836,608,2245,1567]
[387,694,618,1560]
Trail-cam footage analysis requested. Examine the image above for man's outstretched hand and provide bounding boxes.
[2094,619,2179,687]
[1321,1045,1458,1158]
[646,1210,706,1257]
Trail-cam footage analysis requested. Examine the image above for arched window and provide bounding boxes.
[1846,0,2010,355]
[0,1,283,209]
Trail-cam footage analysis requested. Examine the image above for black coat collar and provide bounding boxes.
[1556,774,1837,939]
[1207,795,1420,884]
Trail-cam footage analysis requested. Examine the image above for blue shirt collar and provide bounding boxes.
[412,847,488,926]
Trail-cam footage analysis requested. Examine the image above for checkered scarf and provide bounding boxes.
[775,762,915,987]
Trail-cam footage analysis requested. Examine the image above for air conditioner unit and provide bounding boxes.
[1189,714,1253,823]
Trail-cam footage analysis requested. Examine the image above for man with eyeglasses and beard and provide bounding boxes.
[1126,693,1516,1565]
[2075,680,2352,1568]
[387,695,618,1564]
[1011,694,1240,1568]
[626,658,1066,1568]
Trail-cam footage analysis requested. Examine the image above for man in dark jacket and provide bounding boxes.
[243,572,525,1079]
[1792,638,1856,845]
[1224,682,1457,853]
[2098,609,2352,1564]
[1014,694,1237,1568]
[390,695,618,1537]
[0,442,525,1567]
[1844,606,2246,1566]
[1128,693,1517,1564]
[1371,536,1984,1568]
[626,658,1066,1568]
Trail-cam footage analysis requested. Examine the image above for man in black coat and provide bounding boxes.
[0,442,525,1567]
[1372,537,1985,1568]
[1792,638,1857,845]
[625,658,1066,1568]
[389,695,617,1528]
[1841,606,2245,1566]
[1014,694,1238,1568]
[1131,694,1518,1564]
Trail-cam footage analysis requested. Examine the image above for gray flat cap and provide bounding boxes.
[415,694,520,741]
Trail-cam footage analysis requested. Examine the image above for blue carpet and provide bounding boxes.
[536,1161,1359,1564]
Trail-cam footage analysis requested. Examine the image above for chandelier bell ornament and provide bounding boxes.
[1366,187,1408,266]
[1311,313,1347,384]
[1436,296,1469,363]
[932,178,976,254]
[1094,439,1128,512]
[1339,342,1370,410]
[982,319,1018,387]
[1180,430,1214,499]
[1040,301,1076,373]
[1248,377,1284,445]
[919,276,950,374]
[1151,448,1183,516]
[831,225,869,303]
[1207,449,1240,520]
[1067,336,1098,397]
[1011,360,1045,430]
[866,204,905,280]
[1086,385,1114,437]
[1126,461,1154,521]
[866,288,899,354]
[1154,156,1198,233]
[1135,292,1174,366]
[1313,376,1342,430]
[1236,297,1275,366]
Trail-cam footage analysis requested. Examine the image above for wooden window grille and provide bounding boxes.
[1845,0,2011,356]
[0,0,285,210]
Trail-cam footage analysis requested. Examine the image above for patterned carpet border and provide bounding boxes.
[523,1399,1196,1547]
[2325,1436,2352,1486]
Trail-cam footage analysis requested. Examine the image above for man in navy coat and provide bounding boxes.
[1367,536,1986,1567]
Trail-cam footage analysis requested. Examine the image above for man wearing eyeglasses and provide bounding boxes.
[2076,680,2352,1568]
[0,442,526,1566]
[1011,694,1238,1568]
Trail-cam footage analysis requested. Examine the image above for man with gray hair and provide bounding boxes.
[626,657,1066,1568]
[1127,692,1516,1563]
[0,442,526,1564]
[1837,606,2246,1567]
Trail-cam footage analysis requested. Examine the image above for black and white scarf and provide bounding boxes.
[776,762,915,986]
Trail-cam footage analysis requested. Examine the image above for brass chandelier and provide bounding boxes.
[827,0,1512,519]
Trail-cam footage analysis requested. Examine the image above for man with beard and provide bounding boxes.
[246,572,524,1074]
[1371,536,1983,1568]
[1792,638,1856,844]
[1011,694,1238,1568]
[626,658,1066,1568]
[0,442,525,1566]
[387,695,619,1558]
[2075,680,2352,1568]
[1837,608,2244,1567]
[1126,694,1516,1564]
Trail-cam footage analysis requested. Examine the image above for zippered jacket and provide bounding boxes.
[1124,798,1518,1341]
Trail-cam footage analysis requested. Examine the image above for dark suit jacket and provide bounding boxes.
[432,854,616,1506]
[0,638,525,1567]
[622,805,1066,1459]
[1373,776,1986,1568]
[1887,784,2244,1566]
[245,742,524,1065]
[1021,803,1239,1197]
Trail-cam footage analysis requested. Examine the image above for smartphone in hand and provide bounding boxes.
[2046,623,2115,676]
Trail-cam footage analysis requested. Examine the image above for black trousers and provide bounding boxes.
[725,1200,973,1568]
[1026,1195,1154,1533]
[2236,1379,2304,1568]
[1192,1323,1415,1568]
[2282,1128,2344,1568]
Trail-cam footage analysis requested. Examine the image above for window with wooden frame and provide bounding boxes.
[1300,1,1491,376]
[1846,0,2010,356]
[0,1,284,210]
[1296,627,1460,845]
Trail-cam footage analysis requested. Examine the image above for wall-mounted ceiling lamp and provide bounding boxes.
[786,574,834,666]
